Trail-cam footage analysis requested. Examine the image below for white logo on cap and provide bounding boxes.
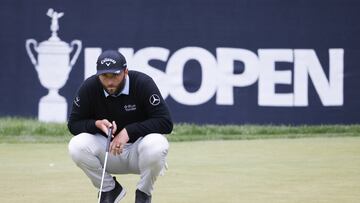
[149,94,161,106]
[101,58,116,66]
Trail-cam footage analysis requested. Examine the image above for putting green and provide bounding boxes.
[0,137,359,203]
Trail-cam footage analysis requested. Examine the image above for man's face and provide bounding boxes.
[98,69,128,95]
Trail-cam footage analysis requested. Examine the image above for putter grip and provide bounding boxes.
[105,127,113,152]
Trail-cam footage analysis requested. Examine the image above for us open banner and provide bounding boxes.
[0,0,359,124]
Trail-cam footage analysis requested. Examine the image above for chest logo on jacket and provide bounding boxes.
[124,104,137,111]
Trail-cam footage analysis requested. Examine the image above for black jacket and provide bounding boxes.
[67,70,173,143]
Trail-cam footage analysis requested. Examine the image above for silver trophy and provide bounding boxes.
[26,8,82,122]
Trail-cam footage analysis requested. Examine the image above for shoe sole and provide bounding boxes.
[114,188,126,203]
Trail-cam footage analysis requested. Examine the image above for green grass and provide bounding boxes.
[0,117,359,143]
[1,117,359,202]
[1,137,359,203]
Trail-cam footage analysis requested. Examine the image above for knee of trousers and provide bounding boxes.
[138,133,169,166]
[68,133,96,164]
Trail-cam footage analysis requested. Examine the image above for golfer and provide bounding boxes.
[68,49,173,203]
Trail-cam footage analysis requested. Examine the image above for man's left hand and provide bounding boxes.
[110,128,130,155]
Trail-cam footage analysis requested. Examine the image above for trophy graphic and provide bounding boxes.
[25,8,82,122]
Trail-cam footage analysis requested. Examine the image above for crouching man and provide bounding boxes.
[68,50,173,203]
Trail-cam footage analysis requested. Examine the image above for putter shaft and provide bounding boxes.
[98,127,113,203]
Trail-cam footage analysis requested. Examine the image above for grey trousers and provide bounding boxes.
[68,133,169,196]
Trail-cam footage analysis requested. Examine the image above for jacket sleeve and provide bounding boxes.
[67,84,101,136]
[125,77,173,142]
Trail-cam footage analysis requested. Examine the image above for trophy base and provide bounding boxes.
[38,94,67,123]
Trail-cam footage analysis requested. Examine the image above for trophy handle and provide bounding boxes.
[69,40,82,67]
[25,39,38,66]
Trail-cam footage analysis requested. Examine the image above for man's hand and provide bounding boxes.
[95,119,117,136]
[110,128,130,155]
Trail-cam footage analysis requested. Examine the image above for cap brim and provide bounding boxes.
[96,69,123,76]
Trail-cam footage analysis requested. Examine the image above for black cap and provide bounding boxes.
[96,50,127,75]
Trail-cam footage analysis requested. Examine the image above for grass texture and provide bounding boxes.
[0,138,359,202]
[0,117,359,143]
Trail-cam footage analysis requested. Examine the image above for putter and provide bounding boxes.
[98,126,113,203]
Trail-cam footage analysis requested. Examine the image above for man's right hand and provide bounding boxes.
[95,119,117,136]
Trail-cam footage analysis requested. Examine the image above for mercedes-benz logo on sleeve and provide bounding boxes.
[149,94,161,106]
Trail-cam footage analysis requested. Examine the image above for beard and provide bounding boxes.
[104,75,126,96]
